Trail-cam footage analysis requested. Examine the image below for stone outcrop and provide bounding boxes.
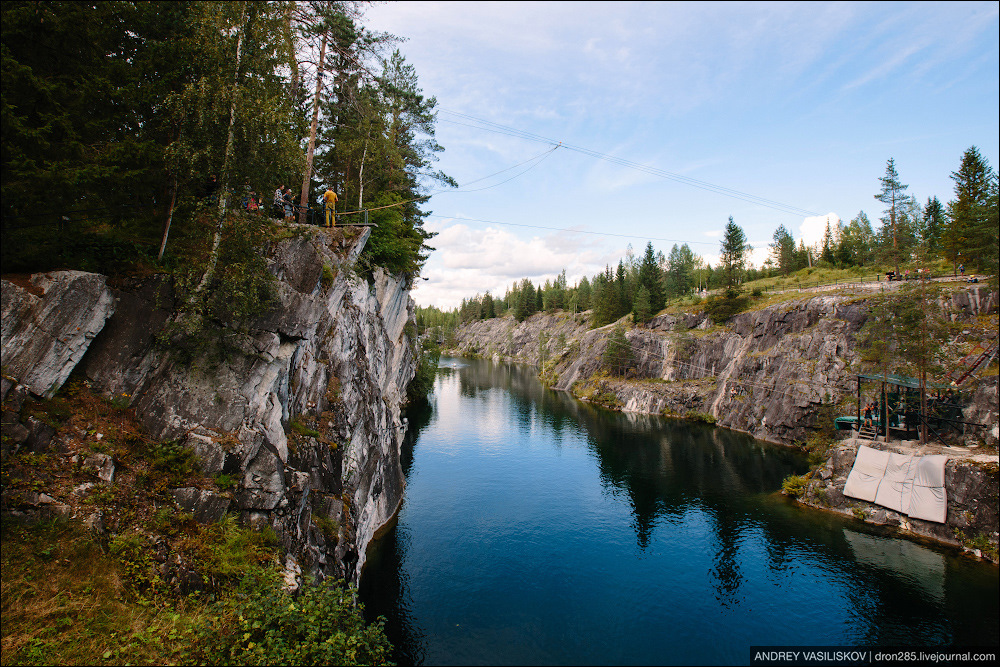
[800,437,998,559]
[1,272,116,398]
[448,288,998,448]
[1,225,417,584]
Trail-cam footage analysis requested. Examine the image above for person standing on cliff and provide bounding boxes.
[273,184,284,219]
[283,187,294,222]
[323,187,338,228]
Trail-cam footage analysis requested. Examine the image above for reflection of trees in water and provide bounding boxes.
[359,524,427,666]
[400,400,433,478]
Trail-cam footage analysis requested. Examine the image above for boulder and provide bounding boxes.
[1,272,116,398]
[170,487,231,524]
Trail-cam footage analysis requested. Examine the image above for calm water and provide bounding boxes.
[360,357,999,665]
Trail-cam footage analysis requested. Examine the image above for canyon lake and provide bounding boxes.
[360,357,999,665]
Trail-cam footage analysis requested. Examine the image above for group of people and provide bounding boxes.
[270,184,339,227]
[201,175,340,227]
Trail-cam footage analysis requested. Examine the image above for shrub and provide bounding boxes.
[703,292,750,322]
[144,439,198,487]
[215,472,237,492]
[684,410,716,424]
[781,473,809,497]
[200,581,392,666]
[291,419,321,439]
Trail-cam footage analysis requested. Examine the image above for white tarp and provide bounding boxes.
[908,455,948,523]
[873,452,916,513]
[842,445,948,524]
[843,445,890,502]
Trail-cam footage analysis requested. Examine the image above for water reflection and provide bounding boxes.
[361,357,999,665]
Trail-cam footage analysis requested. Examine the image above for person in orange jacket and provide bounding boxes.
[323,187,338,227]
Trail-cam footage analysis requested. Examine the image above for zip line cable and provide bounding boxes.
[338,146,561,216]
[438,108,825,218]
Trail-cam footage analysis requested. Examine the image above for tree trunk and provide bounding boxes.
[195,8,245,296]
[158,175,178,262]
[299,32,328,224]
[357,136,368,210]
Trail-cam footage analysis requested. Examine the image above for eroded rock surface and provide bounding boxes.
[1,226,417,584]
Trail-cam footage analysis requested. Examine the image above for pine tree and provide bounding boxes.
[922,196,945,253]
[821,218,836,265]
[632,286,652,324]
[874,158,909,277]
[638,242,665,312]
[770,225,796,275]
[944,146,998,277]
[719,217,749,294]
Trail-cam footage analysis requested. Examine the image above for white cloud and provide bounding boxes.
[799,212,840,249]
[414,220,619,309]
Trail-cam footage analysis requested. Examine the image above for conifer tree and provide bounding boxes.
[922,196,945,253]
[638,242,665,313]
[944,146,998,278]
[770,225,796,275]
[874,158,908,277]
[719,217,749,293]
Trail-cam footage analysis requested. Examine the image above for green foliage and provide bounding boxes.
[953,529,999,561]
[944,146,999,281]
[684,410,717,424]
[782,474,809,498]
[215,473,238,492]
[313,514,340,545]
[602,325,633,374]
[703,290,750,323]
[200,581,392,666]
[719,216,749,290]
[144,439,198,488]
[190,515,277,584]
[858,284,954,377]
[407,336,441,404]
[291,419,321,439]
[109,531,161,595]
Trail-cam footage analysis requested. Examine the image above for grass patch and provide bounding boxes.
[1,518,391,666]
[290,418,321,439]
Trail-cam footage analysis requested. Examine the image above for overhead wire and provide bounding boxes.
[438,108,825,218]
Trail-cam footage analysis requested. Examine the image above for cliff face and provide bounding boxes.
[449,289,998,448]
[1,226,416,584]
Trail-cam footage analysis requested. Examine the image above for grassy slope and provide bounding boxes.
[0,378,389,666]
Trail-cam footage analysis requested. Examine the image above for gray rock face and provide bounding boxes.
[171,487,232,524]
[449,290,998,448]
[1,226,417,584]
[1,272,116,398]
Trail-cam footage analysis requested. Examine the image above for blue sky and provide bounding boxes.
[362,1,999,309]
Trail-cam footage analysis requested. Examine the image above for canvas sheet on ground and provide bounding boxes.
[843,445,947,523]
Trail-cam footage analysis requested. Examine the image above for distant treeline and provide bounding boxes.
[422,148,998,333]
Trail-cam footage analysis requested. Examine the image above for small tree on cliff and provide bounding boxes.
[602,324,633,376]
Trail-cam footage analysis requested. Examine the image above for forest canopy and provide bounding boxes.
[1,0,449,280]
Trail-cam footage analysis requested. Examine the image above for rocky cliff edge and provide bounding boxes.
[1,225,417,585]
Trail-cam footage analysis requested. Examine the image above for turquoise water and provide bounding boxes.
[360,357,999,665]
